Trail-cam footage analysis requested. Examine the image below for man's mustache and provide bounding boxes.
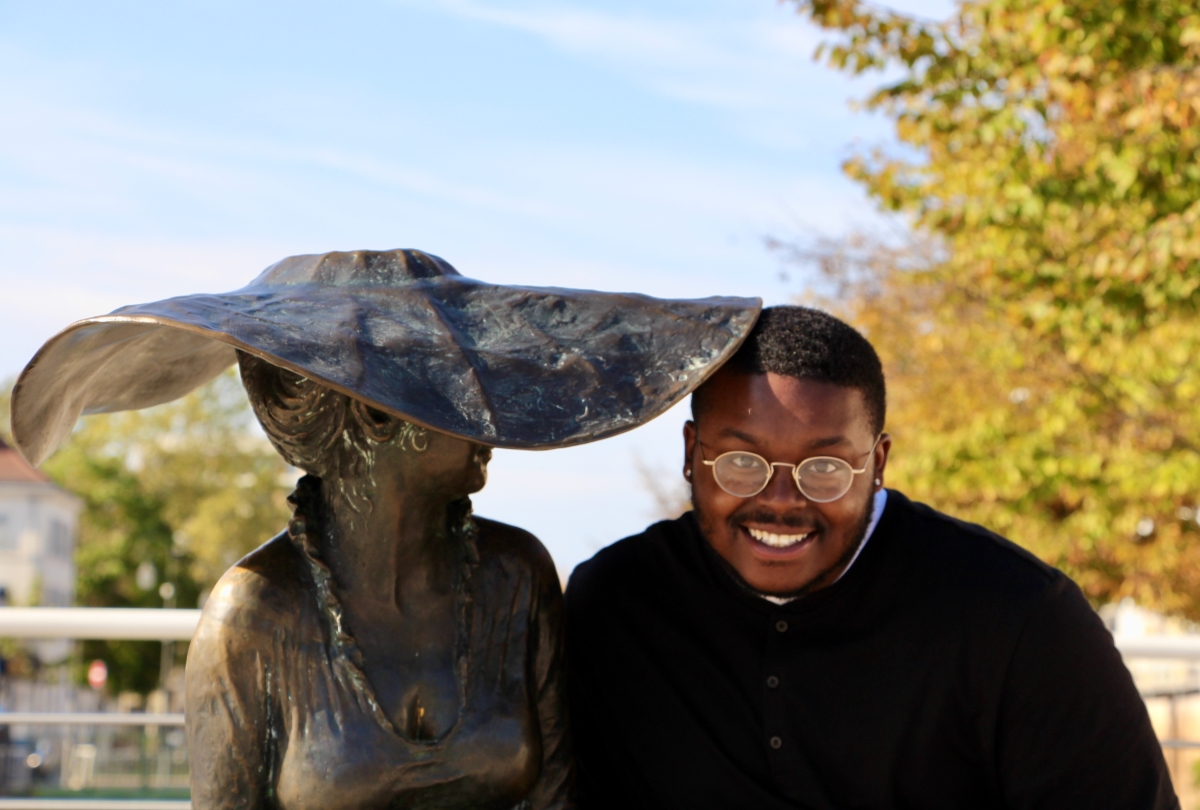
[728,507,822,532]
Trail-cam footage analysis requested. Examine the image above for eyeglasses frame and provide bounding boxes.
[697,435,882,503]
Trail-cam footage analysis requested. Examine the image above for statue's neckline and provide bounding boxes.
[286,478,477,747]
[348,571,474,747]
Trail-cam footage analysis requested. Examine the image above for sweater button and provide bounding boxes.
[766,675,780,688]
[769,736,783,749]
[775,620,789,633]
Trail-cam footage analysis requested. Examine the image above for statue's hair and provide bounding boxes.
[237,351,426,519]
[237,350,350,475]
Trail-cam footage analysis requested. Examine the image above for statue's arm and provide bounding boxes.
[185,581,278,810]
[525,552,576,810]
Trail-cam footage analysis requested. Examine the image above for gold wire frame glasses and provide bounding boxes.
[699,436,881,502]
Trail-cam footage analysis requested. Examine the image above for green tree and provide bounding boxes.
[2,370,293,691]
[46,369,296,590]
[795,0,1200,327]
[51,447,191,694]
[0,379,11,444]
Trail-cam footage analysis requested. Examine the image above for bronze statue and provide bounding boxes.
[10,249,760,809]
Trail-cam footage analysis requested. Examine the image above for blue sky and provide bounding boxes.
[0,0,952,578]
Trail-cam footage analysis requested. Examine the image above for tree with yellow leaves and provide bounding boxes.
[796,0,1200,326]
[783,0,1200,616]
[779,229,1200,617]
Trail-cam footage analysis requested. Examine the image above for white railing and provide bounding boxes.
[0,609,197,809]
[2,609,1200,808]
[0,715,184,727]
[1114,635,1200,660]
[0,802,189,810]
[0,609,199,642]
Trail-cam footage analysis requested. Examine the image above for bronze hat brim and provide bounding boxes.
[12,270,761,466]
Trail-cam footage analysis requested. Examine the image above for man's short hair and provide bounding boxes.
[692,305,887,434]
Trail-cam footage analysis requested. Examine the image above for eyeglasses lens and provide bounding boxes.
[795,457,853,502]
[710,452,858,502]
[712,452,772,497]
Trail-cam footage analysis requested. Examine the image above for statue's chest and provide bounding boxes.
[344,598,463,741]
[274,701,536,810]
[360,646,462,742]
[271,580,540,810]
[273,653,536,810]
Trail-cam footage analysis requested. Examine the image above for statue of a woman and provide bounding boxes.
[8,248,759,810]
[185,353,569,808]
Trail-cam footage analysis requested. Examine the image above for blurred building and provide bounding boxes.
[1103,599,1200,807]
[0,437,81,663]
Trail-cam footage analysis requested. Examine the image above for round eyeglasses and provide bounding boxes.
[699,436,881,503]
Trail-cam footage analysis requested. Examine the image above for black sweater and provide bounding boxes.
[565,490,1177,809]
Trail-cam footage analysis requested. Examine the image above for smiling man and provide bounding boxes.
[565,306,1177,809]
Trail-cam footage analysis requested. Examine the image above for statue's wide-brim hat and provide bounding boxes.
[12,249,760,465]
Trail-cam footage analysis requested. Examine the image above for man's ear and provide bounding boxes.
[683,420,697,482]
[874,432,892,489]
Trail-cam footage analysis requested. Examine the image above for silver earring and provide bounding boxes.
[685,469,692,479]
[874,478,881,486]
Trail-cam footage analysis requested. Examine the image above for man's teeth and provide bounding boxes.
[746,527,811,548]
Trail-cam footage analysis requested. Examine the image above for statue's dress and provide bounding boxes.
[185,516,571,810]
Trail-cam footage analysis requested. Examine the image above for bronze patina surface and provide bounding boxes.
[10,250,761,810]
[187,353,573,808]
[11,249,760,466]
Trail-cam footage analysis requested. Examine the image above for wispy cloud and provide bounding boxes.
[400,0,830,111]
[0,86,559,224]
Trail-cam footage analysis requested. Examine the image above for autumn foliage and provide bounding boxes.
[788,0,1200,616]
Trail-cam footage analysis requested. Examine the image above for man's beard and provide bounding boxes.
[692,486,876,601]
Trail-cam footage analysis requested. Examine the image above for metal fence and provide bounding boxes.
[0,610,197,810]
[3,607,1200,810]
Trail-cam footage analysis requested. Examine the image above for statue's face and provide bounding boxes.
[372,424,491,501]
[413,430,492,498]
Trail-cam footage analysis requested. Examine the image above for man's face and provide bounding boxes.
[685,368,890,596]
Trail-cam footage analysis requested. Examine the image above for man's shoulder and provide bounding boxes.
[885,490,1065,602]
[567,514,693,604]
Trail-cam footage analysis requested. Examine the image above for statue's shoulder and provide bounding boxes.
[195,533,315,644]
[472,516,558,584]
